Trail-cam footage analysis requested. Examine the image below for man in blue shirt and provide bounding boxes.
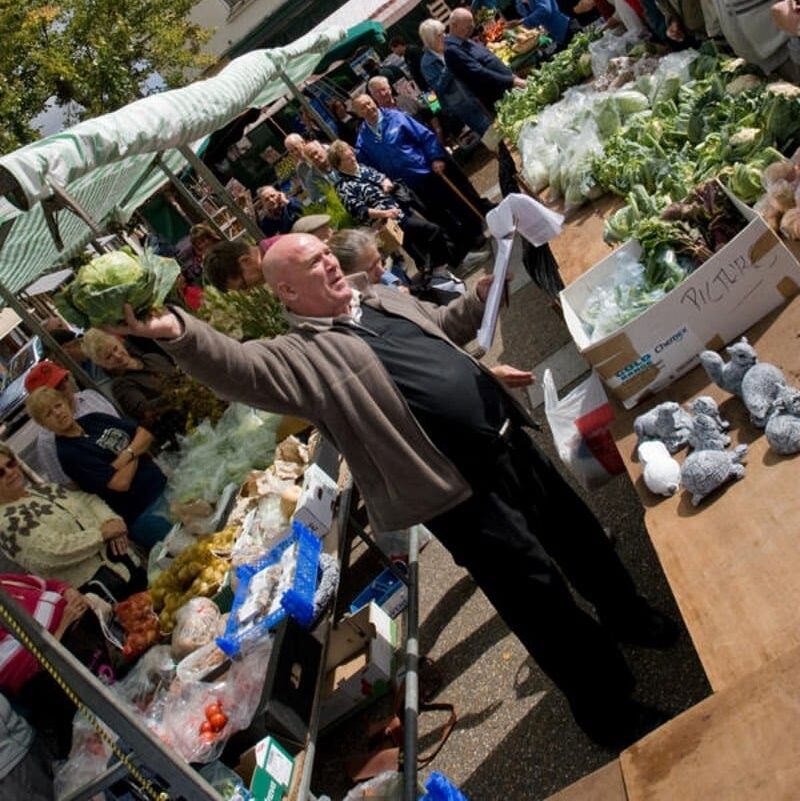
[352,94,491,260]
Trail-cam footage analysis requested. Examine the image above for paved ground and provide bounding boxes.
[312,149,711,800]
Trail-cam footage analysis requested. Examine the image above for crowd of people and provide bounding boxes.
[5,2,766,792]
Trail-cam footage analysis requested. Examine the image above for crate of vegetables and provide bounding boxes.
[562,180,800,407]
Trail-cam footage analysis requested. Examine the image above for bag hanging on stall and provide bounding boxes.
[375,218,405,253]
[543,368,625,491]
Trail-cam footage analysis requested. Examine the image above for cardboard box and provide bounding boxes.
[236,735,295,801]
[292,463,338,537]
[319,602,398,728]
[349,565,409,619]
[561,190,800,408]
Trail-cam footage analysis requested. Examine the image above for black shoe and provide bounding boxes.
[471,232,488,250]
[602,603,680,650]
[571,698,671,749]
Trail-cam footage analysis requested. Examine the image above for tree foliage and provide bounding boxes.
[0,0,214,154]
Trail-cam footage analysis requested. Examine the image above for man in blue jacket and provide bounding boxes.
[352,94,491,260]
[445,8,527,114]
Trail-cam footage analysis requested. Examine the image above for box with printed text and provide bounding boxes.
[319,602,398,728]
[561,188,800,408]
[292,463,338,537]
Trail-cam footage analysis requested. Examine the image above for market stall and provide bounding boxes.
[544,298,800,800]
[495,23,800,800]
[0,19,457,801]
[0,425,430,801]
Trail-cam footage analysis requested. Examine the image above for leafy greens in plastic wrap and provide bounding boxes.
[167,403,281,505]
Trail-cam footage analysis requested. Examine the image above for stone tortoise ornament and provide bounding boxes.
[680,444,748,506]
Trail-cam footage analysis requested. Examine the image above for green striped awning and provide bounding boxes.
[0,27,345,294]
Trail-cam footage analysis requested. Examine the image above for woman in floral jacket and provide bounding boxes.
[0,445,144,601]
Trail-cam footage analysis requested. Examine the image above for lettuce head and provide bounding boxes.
[57,249,180,327]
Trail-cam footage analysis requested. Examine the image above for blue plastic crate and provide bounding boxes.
[419,772,469,800]
[217,521,322,657]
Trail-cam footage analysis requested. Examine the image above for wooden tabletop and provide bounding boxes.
[620,642,800,800]
[611,296,800,692]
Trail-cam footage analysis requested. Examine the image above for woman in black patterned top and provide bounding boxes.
[328,139,458,279]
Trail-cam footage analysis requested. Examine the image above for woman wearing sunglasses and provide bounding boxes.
[0,445,145,601]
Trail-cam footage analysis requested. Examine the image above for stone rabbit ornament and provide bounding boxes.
[765,385,800,455]
[687,414,731,451]
[688,396,729,430]
[637,440,681,497]
[699,337,757,397]
[633,402,693,453]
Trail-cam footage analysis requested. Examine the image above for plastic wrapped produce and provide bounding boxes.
[218,523,322,657]
[168,404,282,507]
[171,597,222,660]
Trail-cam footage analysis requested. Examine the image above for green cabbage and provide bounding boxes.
[56,249,180,327]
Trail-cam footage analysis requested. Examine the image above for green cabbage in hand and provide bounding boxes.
[56,249,180,327]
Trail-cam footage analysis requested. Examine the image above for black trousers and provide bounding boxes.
[399,210,458,271]
[409,159,487,261]
[426,426,638,707]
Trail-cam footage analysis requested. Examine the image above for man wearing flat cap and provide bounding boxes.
[291,214,333,243]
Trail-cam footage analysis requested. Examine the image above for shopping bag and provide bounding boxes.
[543,368,625,491]
[375,218,404,252]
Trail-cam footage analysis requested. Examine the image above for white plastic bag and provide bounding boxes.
[543,369,625,491]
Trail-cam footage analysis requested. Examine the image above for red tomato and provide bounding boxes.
[208,712,228,732]
[200,731,216,744]
[199,720,213,735]
[204,702,221,719]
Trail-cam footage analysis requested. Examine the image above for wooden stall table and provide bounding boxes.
[611,296,800,692]
[620,642,800,800]
[547,762,627,801]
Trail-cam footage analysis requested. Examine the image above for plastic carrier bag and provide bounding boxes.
[543,369,625,491]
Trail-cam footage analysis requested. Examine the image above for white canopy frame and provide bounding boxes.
[0,26,346,297]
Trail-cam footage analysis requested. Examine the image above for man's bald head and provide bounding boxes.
[284,133,306,161]
[449,7,474,38]
[261,233,352,317]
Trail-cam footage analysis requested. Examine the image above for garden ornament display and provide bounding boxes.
[688,396,729,430]
[637,440,681,497]
[687,414,731,451]
[699,337,758,397]
[764,385,800,455]
[680,444,748,506]
[633,401,693,453]
[740,362,786,428]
